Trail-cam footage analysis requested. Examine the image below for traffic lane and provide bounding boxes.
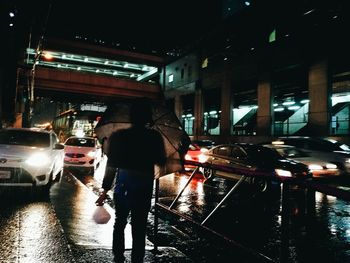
[0,189,75,263]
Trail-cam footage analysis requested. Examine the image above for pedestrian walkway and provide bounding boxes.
[50,171,192,262]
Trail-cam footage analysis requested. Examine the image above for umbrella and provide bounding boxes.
[94,101,191,176]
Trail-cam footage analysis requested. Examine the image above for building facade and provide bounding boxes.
[162,1,350,144]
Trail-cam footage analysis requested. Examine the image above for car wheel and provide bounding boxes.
[39,173,53,197]
[251,178,269,193]
[53,168,63,182]
[88,167,95,176]
[203,168,214,179]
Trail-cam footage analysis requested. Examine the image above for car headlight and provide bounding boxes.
[198,153,208,163]
[25,153,50,167]
[87,151,96,158]
[275,169,292,177]
[308,164,323,171]
[346,159,350,164]
[325,163,337,169]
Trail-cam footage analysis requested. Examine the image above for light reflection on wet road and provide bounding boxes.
[0,193,75,263]
[156,172,350,262]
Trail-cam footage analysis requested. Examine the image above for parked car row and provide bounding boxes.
[0,128,103,195]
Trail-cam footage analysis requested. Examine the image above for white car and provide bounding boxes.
[263,144,340,178]
[64,136,102,172]
[0,128,65,193]
[273,137,350,176]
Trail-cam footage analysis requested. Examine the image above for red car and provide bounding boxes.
[184,144,208,170]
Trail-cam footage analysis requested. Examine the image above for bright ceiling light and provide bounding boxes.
[288,105,300,110]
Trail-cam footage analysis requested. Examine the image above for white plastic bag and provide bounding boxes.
[92,205,111,224]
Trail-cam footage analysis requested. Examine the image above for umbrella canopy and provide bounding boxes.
[95,101,191,176]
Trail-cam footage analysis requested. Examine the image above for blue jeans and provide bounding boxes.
[112,169,154,263]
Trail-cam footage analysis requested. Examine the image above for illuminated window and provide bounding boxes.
[269,29,276,43]
[202,58,208,68]
[168,74,174,83]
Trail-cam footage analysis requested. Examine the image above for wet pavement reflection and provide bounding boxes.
[157,172,350,262]
[0,190,75,263]
[50,171,116,249]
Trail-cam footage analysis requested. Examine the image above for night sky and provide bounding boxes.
[45,1,223,52]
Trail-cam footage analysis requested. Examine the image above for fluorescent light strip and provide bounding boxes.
[28,59,139,78]
[26,48,157,73]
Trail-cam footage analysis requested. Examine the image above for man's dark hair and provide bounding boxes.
[130,97,153,126]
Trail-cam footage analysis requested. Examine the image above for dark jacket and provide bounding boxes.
[102,126,166,191]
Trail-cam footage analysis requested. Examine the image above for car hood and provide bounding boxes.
[0,144,50,160]
[291,157,331,166]
[274,159,309,175]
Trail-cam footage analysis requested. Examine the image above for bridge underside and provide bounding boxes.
[32,67,162,102]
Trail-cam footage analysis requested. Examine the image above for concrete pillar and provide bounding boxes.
[194,88,204,138]
[220,71,232,138]
[308,60,330,136]
[257,74,273,136]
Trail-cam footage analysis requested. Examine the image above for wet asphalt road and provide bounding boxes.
[1,157,350,262]
[0,191,75,263]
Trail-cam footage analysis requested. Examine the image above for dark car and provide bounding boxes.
[202,143,311,193]
[191,139,216,150]
[273,136,350,175]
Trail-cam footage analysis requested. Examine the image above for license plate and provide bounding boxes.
[69,158,80,163]
[0,170,11,179]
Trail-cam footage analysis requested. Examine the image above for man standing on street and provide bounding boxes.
[95,98,166,263]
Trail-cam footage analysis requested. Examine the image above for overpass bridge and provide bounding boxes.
[18,38,165,103]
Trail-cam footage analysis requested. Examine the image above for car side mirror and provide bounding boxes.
[54,143,65,150]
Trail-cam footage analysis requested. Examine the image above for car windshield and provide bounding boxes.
[65,138,95,147]
[0,130,50,147]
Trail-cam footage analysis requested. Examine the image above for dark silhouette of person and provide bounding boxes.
[95,97,166,263]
